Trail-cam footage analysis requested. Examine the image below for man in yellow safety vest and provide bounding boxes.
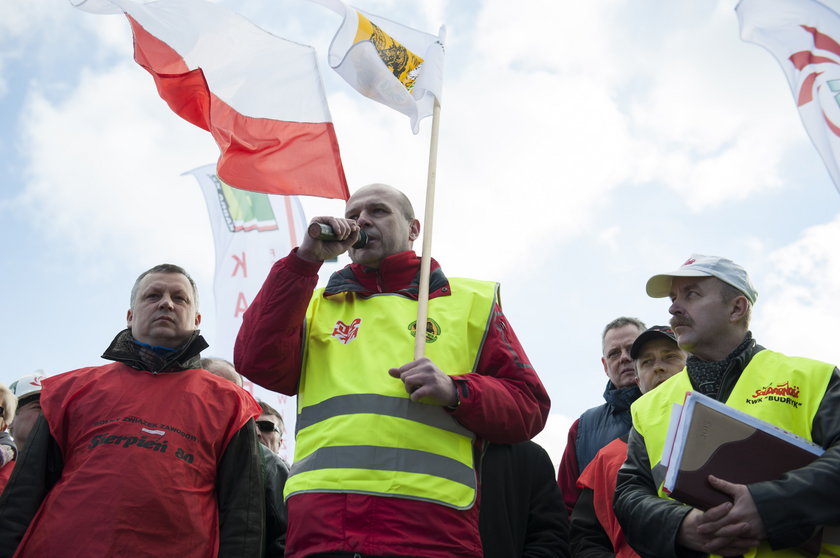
[614,254,840,558]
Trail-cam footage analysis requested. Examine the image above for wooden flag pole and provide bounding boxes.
[413,98,442,360]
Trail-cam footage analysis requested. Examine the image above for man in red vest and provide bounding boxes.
[0,264,264,558]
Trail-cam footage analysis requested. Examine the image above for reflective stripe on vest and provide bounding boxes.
[286,277,497,509]
[632,349,838,557]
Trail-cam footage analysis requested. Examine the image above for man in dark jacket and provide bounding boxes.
[202,357,288,557]
[0,264,264,557]
[614,254,840,557]
[570,325,687,557]
[479,440,570,557]
[557,317,645,515]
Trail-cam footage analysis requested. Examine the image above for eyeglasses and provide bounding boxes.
[256,420,280,434]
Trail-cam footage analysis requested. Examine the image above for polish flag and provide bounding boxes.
[71,0,349,200]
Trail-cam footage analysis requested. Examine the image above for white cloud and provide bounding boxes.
[757,215,840,365]
[625,1,805,209]
[533,412,575,472]
[7,0,840,426]
[18,62,218,279]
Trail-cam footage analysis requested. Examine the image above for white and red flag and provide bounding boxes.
[738,0,840,193]
[310,0,445,134]
[72,0,349,200]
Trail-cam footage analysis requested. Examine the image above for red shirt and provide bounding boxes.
[236,249,550,557]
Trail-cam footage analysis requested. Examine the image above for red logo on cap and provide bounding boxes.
[683,258,696,266]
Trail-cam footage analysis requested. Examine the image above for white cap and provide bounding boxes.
[9,372,46,404]
[646,254,758,304]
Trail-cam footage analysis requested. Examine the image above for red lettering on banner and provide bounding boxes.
[234,292,249,318]
[232,253,248,277]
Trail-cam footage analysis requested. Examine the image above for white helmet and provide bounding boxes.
[9,372,46,404]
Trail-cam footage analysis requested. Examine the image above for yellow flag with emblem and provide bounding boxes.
[310,0,445,134]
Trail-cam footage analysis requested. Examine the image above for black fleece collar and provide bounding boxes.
[101,329,208,374]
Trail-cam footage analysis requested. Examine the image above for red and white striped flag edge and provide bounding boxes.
[738,0,840,194]
[72,0,350,200]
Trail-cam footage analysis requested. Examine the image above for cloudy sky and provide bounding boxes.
[3,0,840,466]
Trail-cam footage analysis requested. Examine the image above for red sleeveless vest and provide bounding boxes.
[15,362,259,558]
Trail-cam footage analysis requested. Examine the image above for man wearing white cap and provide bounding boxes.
[7,373,46,452]
[0,374,46,494]
[614,254,840,557]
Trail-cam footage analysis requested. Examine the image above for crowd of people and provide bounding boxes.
[0,184,838,557]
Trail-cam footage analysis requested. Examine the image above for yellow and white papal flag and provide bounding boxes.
[738,0,840,194]
[310,0,445,134]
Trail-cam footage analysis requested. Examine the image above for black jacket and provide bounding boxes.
[614,339,840,557]
[0,330,264,558]
[260,443,289,557]
[479,441,571,557]
[576,383,641,472]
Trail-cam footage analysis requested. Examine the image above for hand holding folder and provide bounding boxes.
[662,391,823,510]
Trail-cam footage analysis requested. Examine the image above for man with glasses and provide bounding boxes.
[202,356,288,558]
[256,401,285,456]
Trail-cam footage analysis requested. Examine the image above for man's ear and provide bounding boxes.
[194,312,202,327]
[729,296,749,323]
[601,357,609,376]
[126,308,133,328]
[408,219,421,242]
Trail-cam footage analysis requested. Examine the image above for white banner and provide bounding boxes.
[186,163,306,462]
[738,0,840,193]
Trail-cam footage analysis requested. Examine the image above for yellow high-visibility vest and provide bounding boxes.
[632,349,839,557]
[285,277,498,509]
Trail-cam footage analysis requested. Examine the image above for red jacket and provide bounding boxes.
[575,437,639,558]
[235,249,550,558]
[557,418,582,515]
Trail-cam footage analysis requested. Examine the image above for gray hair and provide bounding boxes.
[602,317,647,345]
[130,263,198,309]
[719,281,752,328]
[199,357,243,387]
[258,400,285,430]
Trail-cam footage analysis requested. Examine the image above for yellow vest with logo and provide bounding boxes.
[632,349,839,558]
[284,277,498,509]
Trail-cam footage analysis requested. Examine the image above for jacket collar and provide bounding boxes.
[324,250,450,299]
[603,380,642,413]
[102,328,208,374]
